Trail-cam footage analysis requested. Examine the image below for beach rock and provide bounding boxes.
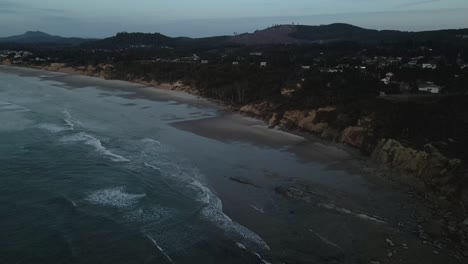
[300,121,329,134]
[372,139,465,202]
[315,107,337,123]
[268,113,281,128]
[372,139,429,175]
[297,110,317,128]
[280,110,307,128]
[340,126,367,148]
[372,139,463,182]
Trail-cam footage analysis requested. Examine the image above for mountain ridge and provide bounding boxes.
[3,23,468,47]
[0,31,94,45]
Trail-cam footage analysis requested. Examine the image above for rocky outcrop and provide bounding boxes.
[280,110,307,128]
[279,107,337,135]
[268,113,281,128]
[239,102,270,117]
[340,126,368,148]
[372,139,465,200]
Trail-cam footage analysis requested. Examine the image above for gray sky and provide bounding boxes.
[1,0,468,38]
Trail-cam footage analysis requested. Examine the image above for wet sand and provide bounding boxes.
[1,65,463,264]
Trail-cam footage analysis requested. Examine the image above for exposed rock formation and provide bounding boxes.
[279,107,337,134]
[239,102,270,117]
[340,126,367,148]
[372,139,465,201]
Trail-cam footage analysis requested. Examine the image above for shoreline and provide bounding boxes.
[1,64,467,262]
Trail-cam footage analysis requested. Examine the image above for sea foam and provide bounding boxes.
[143,155,270,251]
[85,187,146,208]
[61,132,130,162]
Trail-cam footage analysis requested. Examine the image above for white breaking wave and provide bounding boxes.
[146,235,174,263]
[144,162,161,171]
[318,203,387,224]
[85,187,146,208]
[62,109,75,130]
[143,160,270,251]
[189,179,270,251]
[254,253,272,264]
[236,242,247,250]
[61,132,130,162]
[250,205,265,214]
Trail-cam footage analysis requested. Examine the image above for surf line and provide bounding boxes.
[146,235,174,263]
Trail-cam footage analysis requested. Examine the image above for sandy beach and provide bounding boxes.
[0,65,464,263]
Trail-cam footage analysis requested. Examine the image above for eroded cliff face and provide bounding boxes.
[237,102,468,208]
[372,139,466,202]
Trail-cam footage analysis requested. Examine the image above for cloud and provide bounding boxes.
[0,0,66,14]
[398,0,441,8]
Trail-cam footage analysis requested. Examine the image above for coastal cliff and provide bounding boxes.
[238,101,468,210]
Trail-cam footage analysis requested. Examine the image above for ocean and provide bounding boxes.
[0,68,279,263]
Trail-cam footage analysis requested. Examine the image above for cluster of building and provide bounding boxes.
[0,50,48,64]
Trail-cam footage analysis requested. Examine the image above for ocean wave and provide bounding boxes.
[146,235,174,263]
[142,155,270,251]
[189,179,270,251]
[38,123,70,133]
[0,102,30,113]
[62,109,76,130]
[61,132,130,162]
[85,187,146,208]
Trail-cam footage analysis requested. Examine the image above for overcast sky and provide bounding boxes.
[1,0,468,38]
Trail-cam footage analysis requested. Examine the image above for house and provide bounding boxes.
[418,82,442,94]
[380,78,390,85]
[232,61,239,65]
[250,52,263,56]
[321,68,339,73]
[301,65,311,69]
[201,60,209,64]
[260,62,267,67]
[422,63,437,69]
[407,60,418,67]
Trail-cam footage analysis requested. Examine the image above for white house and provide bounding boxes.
[201,60,209,64]
[422,63,437,69]
[380,77,390,85]
[418,82,442,94]
[250,52,263,56]
[301,65,311,69]
[260,62,267,67]
[232,61,239,65]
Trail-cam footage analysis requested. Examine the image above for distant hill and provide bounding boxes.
[227,23,468,45]
[82,32,230,49]
[83,32,174,49]
[6,23,467,49]
[0,31,93,45]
